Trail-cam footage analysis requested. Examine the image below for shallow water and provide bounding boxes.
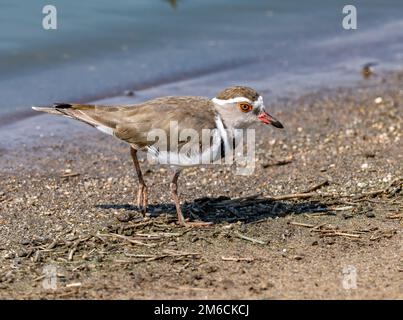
[0,0,403,116]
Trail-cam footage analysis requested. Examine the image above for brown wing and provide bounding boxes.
[33,97,218,149]
[114,97,218,149]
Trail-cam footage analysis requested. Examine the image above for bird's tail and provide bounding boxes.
[32,103,116,136]
[32,104,73,116]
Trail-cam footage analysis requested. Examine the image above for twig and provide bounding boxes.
[245,218,267,225]
[60,172,80,178]
[269,192,329,201]
[124,253,157,258]
[311,228,360,238]
[46,239,59,250]
[234,231,268,245]
[58,291,78,298]
[33,275,46,282]
[125,250,200,262]
[387,214,402,219]
[221,256,254,262]
[97,233,157,247]
[311,223,328,230]
[328,206,355,211]
[354,189,385,199]
[262,156,293,168]
[303,180,329,193]
[184,221,213,227]
[330,232,361,238]
[114,259,132,264]
[66,282,82,288]
[218,194,262,206]
[161,249,200,256]
[121,220,154,230]
[68,246,77,261]
[289,222,315,228]
[305,211,336,217]
[175,286,213,291]
[130,232,182,240]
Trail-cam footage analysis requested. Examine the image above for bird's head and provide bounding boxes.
[212,86,283,129]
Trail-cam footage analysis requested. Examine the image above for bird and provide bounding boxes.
[362,62,378,79]
[32,86,284,226]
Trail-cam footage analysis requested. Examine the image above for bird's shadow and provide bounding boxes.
[97,195,331,224]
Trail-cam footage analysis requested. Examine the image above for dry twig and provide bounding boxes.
[234,231,268,245]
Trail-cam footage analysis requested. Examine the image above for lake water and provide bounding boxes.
[1,0,403,116]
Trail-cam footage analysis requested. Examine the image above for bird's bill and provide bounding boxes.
[258,111,284,128]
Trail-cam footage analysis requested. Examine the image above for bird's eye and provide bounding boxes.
[239,103,253,113]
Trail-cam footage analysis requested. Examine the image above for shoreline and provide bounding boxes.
[0,63,393,132]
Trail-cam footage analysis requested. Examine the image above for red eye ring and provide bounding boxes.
[239,103,253,113]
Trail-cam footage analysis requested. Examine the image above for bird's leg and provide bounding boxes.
[130,147,148,214]
[170,169,186,225]
[170,169,212,227]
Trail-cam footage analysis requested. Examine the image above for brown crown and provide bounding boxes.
[216,86,260,101]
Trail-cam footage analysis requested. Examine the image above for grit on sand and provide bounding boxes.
[0,72,402,299]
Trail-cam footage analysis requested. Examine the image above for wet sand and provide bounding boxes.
[0,71,402,299]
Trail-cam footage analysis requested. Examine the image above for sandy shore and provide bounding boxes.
[0,71,402,299]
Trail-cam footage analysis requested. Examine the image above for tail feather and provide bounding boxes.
[32,103,115,135]
[52,103,72,109]
[32,103,96,122]
[32,105,69,116]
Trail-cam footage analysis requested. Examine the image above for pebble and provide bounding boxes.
[366,211,376,218]
[342,213,354,219]
[374,97,383,104]
[16,250,28,258]
[4,252,15,259]
[20,239,31,245]
[124,90,135,96]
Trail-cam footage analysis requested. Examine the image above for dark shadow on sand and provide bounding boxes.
[97,195,331,224]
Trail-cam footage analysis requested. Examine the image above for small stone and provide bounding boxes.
[203,265,218,274]
[124,90,135,96]
[221,279,235,289]
[4,252,15,259]
[342,213,353,219]
[94,255,103,263]
[366,211,375,218]
[116,212,134,222]
[259,281,274,290]
[364,151,376,158]
[374,97,383,104]
[20,239,31,245]
[16,250,28,258]
[324,238,335,245]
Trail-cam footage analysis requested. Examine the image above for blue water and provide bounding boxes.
[0,0,403,116]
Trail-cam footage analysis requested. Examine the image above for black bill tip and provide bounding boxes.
[271,119,284,129]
